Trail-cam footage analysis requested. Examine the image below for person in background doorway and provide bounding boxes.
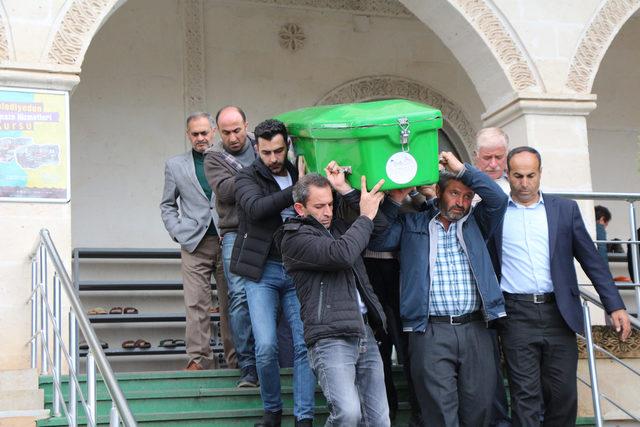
[595,205,612,264]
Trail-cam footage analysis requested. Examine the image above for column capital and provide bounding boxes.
[0,64,80,92]
[482,92,597,128]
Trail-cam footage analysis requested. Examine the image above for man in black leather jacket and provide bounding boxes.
[279,164,390,426]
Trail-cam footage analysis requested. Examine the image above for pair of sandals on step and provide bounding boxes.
[88,306,138,315]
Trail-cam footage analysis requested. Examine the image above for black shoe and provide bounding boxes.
[237,365,259,388]
[295,418,313,427]
[408,411,424,427]
[254,410,282,427]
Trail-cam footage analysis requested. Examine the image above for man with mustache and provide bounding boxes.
[490,146,631,426]
[204,106,258,387]
[370,151,508,427]
[232,119,315,427]
[279,169,390,426]
[160,112,234,370]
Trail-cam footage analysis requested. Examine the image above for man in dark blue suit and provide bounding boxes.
[490,146,631,427]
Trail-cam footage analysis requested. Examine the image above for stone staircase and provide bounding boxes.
[0,368,49,427]
[37,368,414,426]
[36,367,600,426]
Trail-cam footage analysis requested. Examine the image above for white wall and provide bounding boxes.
[588,15,640,245]
[70,0,185,248]
[70,0,484,248]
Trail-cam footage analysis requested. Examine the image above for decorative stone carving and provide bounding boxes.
[48,0,114,65]
[243,0,411,17]
[279,23,306,51]
[181,0,206,113]
[566,0,640,93]
[0,14,10,61]
[317,76,476,155]
[578,326,640,359]
[450,0,539,92]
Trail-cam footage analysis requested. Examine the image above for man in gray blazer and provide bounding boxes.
[160,112,235,370]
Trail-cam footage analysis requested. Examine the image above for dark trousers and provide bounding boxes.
[364,258,421,421]
[410,321,497,427]
[498,298,578,427]
[489,329,512,427]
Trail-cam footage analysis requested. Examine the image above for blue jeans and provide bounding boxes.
[221,232,256,370]
[308,325,390,426]
[244,260,316,420]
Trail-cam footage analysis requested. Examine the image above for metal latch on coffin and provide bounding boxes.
[398,117,410,152]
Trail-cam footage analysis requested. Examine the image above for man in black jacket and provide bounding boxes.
[279,165,390,426]
[232,119,315,427]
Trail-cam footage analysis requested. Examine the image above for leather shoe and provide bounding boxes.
[295,418,312,427]
[237,365,259,388]
[185,360,204,371]
[254,410,282,427]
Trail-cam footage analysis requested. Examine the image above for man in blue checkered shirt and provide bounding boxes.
[370,152,508,427]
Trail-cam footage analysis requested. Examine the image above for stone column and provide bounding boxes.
[0,70,79,371]
[482,93,598,192]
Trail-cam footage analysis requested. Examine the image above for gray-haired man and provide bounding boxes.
[160,112,234,370]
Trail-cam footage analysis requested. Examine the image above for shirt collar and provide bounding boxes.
[508,192,544,208]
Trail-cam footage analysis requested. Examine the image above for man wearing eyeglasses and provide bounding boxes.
[161,112,234,370]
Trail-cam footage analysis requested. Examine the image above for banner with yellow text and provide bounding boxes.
[0,87,70,202]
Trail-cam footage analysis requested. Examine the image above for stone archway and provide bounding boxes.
[400,0,544,109]
[42,0,541,111]
[316,75,476,160]
[566,0,640,93]
[45,0,127,66]
[0,2,13,61]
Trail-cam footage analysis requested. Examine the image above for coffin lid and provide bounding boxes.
[276,99,442,135]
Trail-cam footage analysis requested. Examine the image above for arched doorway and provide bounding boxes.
[586,11,640,249]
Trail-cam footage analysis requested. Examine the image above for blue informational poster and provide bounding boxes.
[0,87,70,202]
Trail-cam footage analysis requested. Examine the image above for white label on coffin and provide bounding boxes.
[386,152,417,184]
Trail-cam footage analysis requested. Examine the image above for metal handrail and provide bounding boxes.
[579,289,640,425]
[548,191,640,318]
[580,290,640,329]
[547,191,640,202]
[546,191,640,425]
[29,229,137,426]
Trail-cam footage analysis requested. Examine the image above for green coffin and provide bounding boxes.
[275,99,442,190]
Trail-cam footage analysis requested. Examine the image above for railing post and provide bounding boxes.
[53,273,62,417]
[583,302,604,427]
[39,244,48,375]
[69,311,77,426]
[87,351,97,426]
[31,258,38,370]
[109,401,120,427]
[629,202,640,313]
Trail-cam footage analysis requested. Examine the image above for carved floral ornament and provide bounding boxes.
[0,16,9,61]
[566,0,640,93]
[449,0,540,92]
[48,0,115,65]
[577,325,640,358]
[279,23,306,51]
[317,76,476,156]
